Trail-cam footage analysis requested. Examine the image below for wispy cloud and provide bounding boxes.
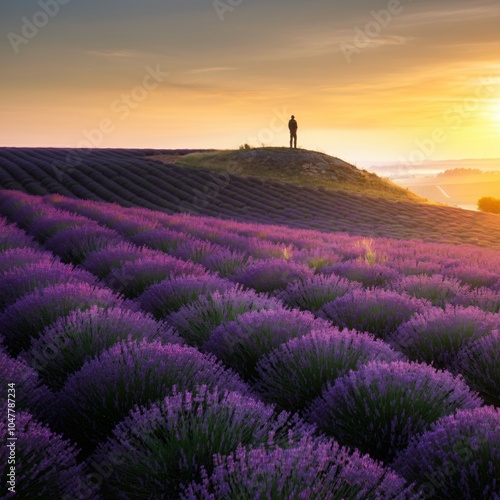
[187,67,236,74]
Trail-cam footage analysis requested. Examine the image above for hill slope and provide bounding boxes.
[1,147,500,249]
[150,148,423,203]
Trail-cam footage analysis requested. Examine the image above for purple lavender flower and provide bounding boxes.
[105,254,209,298]
[20,305,183,390]
[230,259,315,293]
[454,331,500,407]
[44,224,123,264]
[138,274,235,319]
[0,247,56,274]
[57,340,250,449]
[0,283,128,355]
[0,218,39,251]
[0,412,98,499]
[392,407,500,499]
[204,308,330,380]
[307,360,483,462]
[81,241,157,278]
[254,328,405,412]
[201,248,251,277]
[0,353,56,422]
[326,260,402,288]
[391,274,470,308]
[319,289,429,340]
[92,387,314,498]
[167,287,283,347]
[130,227,192,252]
[0,261,98,311]
[389,305,500,370]
[183,437,416,499]
[277,273,363,313]
[441,264,499,290]
[26,211,92,243]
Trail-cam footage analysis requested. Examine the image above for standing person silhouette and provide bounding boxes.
[288,115,298,149]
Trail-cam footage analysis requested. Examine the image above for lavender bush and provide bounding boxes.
[202,249,251,277]
[0,353,55,422]
[183,438,416,500]
[326,260,401,288]
[0,247,55,274]
[0,261,98,311]
[254,328,404,412]
[391,274,469,308]
[454,331,500,407]
[105,254,208,298]
[204,308,329,380]
[138,274,235,318]
[0,283,128,355]
[389,305,500,370]
[20,306,183,390]
[167,288,283,347]
[58,340,250,448]
[81,241,156,278]
[92,387,314,498]
[45,224,123,264]
[0,412,97,499]
[277,273,362,313]
[26,212,91,243]
[130,227,192,252]
[307,361,483,462]
[319,289,428,339]
[0,219,38,251]
[230,259,315,293]
[392,407,500,499]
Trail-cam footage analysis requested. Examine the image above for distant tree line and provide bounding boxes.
[477,197,500,214]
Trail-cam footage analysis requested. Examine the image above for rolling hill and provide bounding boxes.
[1,147,500,249]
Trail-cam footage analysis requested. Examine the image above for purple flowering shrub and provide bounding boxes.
[81,241,156,278]
[167,288,283,347]
[130,227,192,252]
[392,407,500,499]
[461,286,500,313]
[104,215,159,236]
[277,273,362,313]
[138,275,235,318]
[201,248,251,277]
[0,412,97,499]
[307,361,482,462]
[0,219,38,251]
[389,306,500,370]
[58,340,250,448]
[454,331,500,407]
[391,274,469,308]
[0,262,98,311]
[230,259,315,293]
[326,260,401,288]
[44,224,123,264]
[171,239,229,265]
[20,306,183,390]
[183,437,416,500]
[203,308,329,380]
[441,264,499,289]
[0,283,128,355]
[105,254,208,298]
[254,328,404,412]
[0,247,55,274]
[319,289,428,339]
[0,353,55,422]
[92,387,314,498]
[26,212,91,243]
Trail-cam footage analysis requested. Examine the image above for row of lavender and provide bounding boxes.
[0,189,498,498]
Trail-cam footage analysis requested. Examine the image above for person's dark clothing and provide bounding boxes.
[289,118,298,148]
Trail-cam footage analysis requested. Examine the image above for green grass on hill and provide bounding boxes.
[168,148,428,204]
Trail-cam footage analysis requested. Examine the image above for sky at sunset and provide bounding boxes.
[2,0,500,167]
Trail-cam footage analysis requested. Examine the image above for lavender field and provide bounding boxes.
[0,185,498,499]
